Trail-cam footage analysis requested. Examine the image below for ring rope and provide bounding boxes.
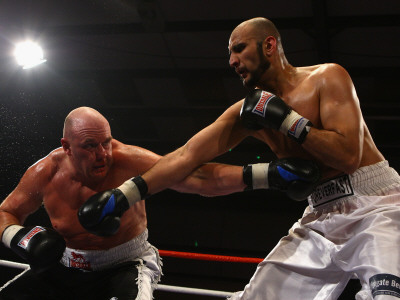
[0,259,233,297]
[0,260,28,270]
[159,249,263,263]
[156,284,233,297]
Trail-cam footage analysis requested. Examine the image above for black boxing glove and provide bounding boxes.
[1,225,66,273]
[240,89,313,144]
[78,176,148,237]
[243,158,320,201]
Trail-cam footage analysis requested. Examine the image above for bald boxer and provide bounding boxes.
[80,17,400,300]
[0,106,319,300]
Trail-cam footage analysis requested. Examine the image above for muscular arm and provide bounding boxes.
[116,136,247,197]
[302,64,364,174]
[0,159,49,238]
[142,101,250,195]
[172,163,246,196]
[79,105,322,235]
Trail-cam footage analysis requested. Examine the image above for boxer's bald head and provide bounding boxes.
[230,17,284,56]
[234,17,281,45]
[63,107,110,140]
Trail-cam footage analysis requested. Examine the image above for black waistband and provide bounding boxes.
[308,174,354,207]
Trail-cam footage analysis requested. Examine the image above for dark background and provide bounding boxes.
[0,0,399,299]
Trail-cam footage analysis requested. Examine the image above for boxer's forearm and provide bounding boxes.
[142,118,244,195]
[142,146,205,196]
[172,163,246,196]
[0,210,22,240]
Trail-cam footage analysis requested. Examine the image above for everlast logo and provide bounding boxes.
[18,226,45,249]
[310,175,354,207]
[252,91,274,117]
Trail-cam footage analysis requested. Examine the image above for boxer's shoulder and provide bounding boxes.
[27,148,62,179]
[112,139,141,154]
[311,63,350,84]
[10,149,62,199]
[296,63,347,84]
[113,142,158,161]
[111,141,160,175]
[298,63,344,73]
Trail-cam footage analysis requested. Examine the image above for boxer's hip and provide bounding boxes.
[61,229,151,271]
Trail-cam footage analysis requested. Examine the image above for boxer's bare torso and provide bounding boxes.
[0,140,159,250]
[215,64,385,180]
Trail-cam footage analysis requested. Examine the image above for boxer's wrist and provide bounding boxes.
[118,176,149,207]
[131,176,149,199]
[279,110,312,143]
[243,163,270,190]
[2,225,23,248]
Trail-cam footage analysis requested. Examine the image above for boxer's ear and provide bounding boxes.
[61,138,71,155]
[263,36,277,56]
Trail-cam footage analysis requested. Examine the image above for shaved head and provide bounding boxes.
[63,107,110,139]
[233,17,281,44]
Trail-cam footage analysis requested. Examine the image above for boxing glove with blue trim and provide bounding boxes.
[78,176,148,236]
[243,158,320,201]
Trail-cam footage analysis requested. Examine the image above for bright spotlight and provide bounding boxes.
[14,41,47,69]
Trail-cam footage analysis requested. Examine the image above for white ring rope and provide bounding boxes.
[157,284,233,297]
[0,260,29,270]
[0,259,233,298]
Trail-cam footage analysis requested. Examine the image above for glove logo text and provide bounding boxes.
[288,117,307,138]
[17,226,45,249]
[252,91,274,117]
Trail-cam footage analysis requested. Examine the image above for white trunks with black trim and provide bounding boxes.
[229,161,400,300]
[308,160,400,209]
[61,229,162,300]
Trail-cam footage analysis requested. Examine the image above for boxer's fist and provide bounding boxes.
[243,158,320,201]
[2,225,66,273]
[78,188,130,236]
[240,89,312,143]
[78,176,148,236]
[268,158,321,200]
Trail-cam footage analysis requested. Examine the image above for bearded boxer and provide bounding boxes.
[0,106,319,300]
[80,17,400,300]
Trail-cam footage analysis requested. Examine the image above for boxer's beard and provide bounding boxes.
[243,42,270,88]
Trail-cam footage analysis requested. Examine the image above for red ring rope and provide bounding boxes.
[159,250,263,263]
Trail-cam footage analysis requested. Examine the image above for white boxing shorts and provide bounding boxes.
[229,160,400,300]
[61,229,162,300]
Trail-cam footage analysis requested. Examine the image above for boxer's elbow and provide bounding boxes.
[342,159,359,174]
[341,147,362,174]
